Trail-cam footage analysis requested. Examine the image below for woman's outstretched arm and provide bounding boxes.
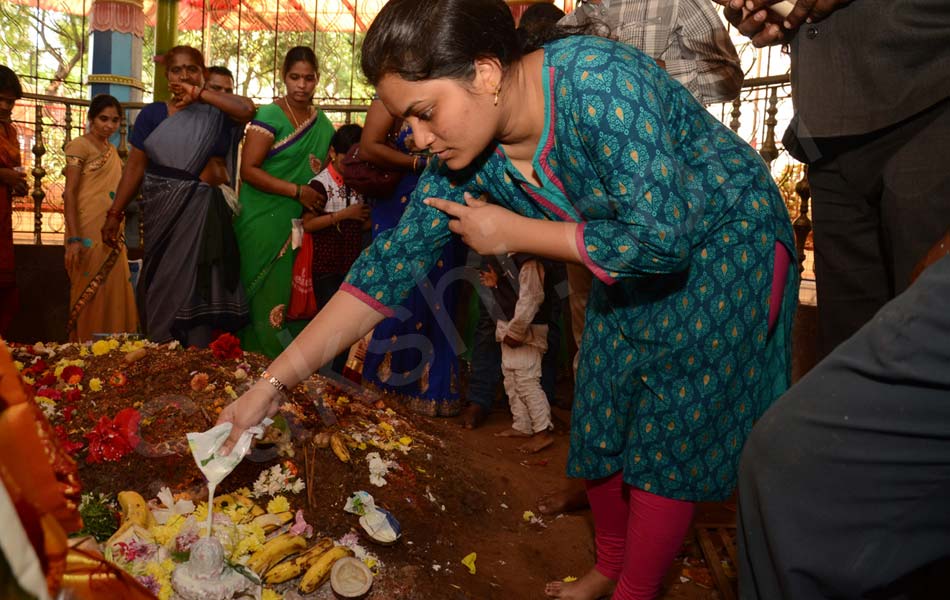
[217,290,385,454]
[170,81,255,123]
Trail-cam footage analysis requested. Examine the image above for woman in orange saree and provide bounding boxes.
[0,65,27,336]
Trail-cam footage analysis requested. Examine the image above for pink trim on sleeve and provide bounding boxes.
[340,282,396,318]
[575,222,617,285]
[538,67,569,198]
[523,184,577,223]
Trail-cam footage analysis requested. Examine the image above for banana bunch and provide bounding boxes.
[246,532,307,575]
[298,545,354,594]
[330,433,351,464]
[261,537,334,584]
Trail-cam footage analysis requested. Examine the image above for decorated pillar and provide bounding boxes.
[153,0,180,102]
[89,0,147,249]
[88,0,146,105]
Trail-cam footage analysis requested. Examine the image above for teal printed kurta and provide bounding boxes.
[342,35,798,502]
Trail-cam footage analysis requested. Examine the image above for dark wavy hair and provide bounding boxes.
[207,65,234,80]
[361,0,517,86]
[330,123,362,155]
[163,45,206,71]
[361,0,581,86]
[0,65,23,99]
[88,94,122,121]
[282,46,319,79]
[517,3,566,52]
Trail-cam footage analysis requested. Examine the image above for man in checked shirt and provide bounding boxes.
[537,0,745,522]
[559,0,743,105]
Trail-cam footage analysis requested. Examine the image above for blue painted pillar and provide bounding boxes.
[88,0,145,104]
[88,0,146,248]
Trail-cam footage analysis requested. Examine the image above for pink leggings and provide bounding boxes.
[584,244,792,599]
[769,242,792,332]
[586,474,695,600]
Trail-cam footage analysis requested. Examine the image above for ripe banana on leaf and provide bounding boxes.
[299,545,354,594]
[262,537,334,584]
[246,532,307,575]
[330,433,351,463]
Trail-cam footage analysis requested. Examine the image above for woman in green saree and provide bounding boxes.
[235,46,334,357]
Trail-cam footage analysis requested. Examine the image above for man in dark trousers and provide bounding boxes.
[720,0,950,358]
[737,238,950,599]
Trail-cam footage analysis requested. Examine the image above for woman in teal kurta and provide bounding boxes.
[235,47,334,358]
[219,2,796,598]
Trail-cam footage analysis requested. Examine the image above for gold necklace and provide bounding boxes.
[283,98,311,130]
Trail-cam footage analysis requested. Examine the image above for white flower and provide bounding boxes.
[250,463,304,498]
[365,452,395,487]
[153,487,195,524]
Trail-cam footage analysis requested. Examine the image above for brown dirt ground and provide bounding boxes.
[17,342,736,599]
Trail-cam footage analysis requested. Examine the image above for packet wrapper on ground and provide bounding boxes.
[359,507,401,545]
[344,490,375,516]
[187,419,271,488]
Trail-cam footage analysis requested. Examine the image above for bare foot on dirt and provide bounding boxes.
[519,431,554,454]
[537,482,589,515]
[460,403,488,430]
[494,427,532,438]
[544,568,615,599]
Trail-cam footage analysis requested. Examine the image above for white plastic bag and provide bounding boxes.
[186,420,271,536]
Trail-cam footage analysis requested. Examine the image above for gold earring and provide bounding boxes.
[493,85,500,106]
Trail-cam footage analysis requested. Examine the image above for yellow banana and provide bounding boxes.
[117,491,154,529]
[330,433,351,463]
[298,546,353,593]
[262,537,334,584]
[246,532,307,575]
[250,511,294,534]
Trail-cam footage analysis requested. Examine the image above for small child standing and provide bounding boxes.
[481,252,555,454]
[303,124,371,373]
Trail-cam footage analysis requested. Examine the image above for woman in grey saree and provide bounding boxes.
[102,46,256,345]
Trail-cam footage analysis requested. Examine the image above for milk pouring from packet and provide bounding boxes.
[186,419,271,536]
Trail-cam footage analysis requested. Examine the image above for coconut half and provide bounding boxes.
[330,556,373,598]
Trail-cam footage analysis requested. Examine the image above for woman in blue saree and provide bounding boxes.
[102,46,255,346]
[234,46,335,358]
[358,98,466,417]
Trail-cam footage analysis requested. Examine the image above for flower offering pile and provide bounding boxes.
[6,335,491,599]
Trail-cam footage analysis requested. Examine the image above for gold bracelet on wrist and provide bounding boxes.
[260,370,289,399]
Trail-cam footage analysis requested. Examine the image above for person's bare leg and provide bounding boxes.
[519,430,554,453]
[544,568,615,599]
[538,479,589,515]
[460,403,488,429]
